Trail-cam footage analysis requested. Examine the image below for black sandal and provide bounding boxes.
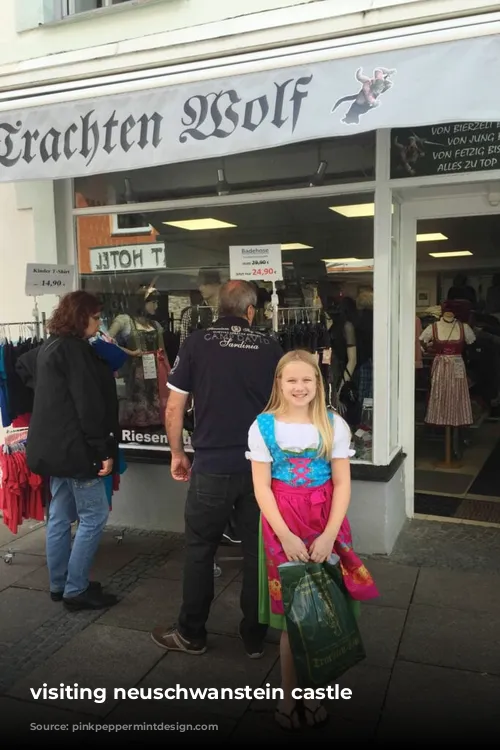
[274,703,301,731]
[302,701,329,727]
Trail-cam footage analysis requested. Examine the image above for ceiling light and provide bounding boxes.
[281,243,313,250]
[329,203,394,218]
[163,219,236,230]
[417,233,448,242]
[322,258,360,263]
[428,250,473,258]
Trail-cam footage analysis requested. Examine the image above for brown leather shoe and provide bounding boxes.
[150,626,206,654]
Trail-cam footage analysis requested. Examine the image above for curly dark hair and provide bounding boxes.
[47,291,102,338]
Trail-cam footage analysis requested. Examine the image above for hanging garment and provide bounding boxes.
[0,441,45,534]
[1,335,43,428]
[425,322,473,427]
[115,318,164,428]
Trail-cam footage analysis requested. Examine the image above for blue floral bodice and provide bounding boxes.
[256,412,333,488]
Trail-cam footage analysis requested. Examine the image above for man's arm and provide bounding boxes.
[165,339,194,480]
[165,390,192,481]
[165,390,189,454]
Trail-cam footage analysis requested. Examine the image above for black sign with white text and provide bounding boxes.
[390,122,500,178]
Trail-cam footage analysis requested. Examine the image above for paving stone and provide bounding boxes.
[137,633,278,719]
[387,518,500,573]
[207,581,243,636]
[7,624,164,717]
[97,577,184,632]
[357,604,406,669]
[106,700,236,741]
[0,588,60,647]
[0,553,46,593]
[0,526,47,556]
[12,564,50,593]
[399,603,500,675]
[0,549,174,695]
[146,548,240,590]
[252,650,390,724]
[412,567,500,615]
[232,707,376,740]
[359,558,418,609]
[0,696,96,740]
[0,519,46,546]
[377,660,500,741]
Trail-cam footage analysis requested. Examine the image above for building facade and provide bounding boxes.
[2,0,500,553]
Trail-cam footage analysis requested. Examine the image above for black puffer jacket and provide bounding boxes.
[16,335,120,480]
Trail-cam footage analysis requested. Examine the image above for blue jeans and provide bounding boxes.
[47,477,109,598]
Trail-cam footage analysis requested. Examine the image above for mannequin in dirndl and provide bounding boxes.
[420,304,476,427]
[108,288,169,428]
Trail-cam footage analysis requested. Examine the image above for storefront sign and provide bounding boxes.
[25,263,75,296]
[391,122,500,178]
[1,35,500,182]
[120,428,193,452]
[229,244,283,282]
[89,243,166,273]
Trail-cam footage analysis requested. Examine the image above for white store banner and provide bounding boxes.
[229,244,283,282]
[1,35,500,182]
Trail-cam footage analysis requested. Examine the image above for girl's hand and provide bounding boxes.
[281,532,310,563]
[309,533,336,563]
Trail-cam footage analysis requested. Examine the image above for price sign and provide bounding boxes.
[229,244,283,283]
[25,264,75,297]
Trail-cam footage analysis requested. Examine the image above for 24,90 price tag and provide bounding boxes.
[252,267,276,276]
[229,245,283,283]
[25,264,75,297]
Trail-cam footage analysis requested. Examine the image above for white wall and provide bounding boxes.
[0,0,498,89]
[0,183,37,324]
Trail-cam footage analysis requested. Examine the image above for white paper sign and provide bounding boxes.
[229,244,283,282]
[25,264,75,296]
[90,243,166,273]
[142,353,157,380]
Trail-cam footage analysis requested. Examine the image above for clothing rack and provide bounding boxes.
[276,307,323,327]
[0,313,47,341]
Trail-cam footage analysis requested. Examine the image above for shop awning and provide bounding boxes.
[1,13,500,183]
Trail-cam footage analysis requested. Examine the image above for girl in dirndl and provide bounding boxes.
[247,349,379,731]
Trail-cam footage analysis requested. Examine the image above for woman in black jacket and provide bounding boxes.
[17,291,120,611]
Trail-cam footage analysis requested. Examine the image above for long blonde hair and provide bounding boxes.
[264,349,334,459]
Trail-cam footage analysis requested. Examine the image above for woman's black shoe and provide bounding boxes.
[51,580,101,602]
[63,587,118,611]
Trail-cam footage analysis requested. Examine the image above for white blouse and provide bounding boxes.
[246,414,355,463]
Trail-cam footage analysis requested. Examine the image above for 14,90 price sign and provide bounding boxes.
[25,263,75,297]
[229,245,283,283]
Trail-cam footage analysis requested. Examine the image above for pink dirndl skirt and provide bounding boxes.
[261,479,379,615]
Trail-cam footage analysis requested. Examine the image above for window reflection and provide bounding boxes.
[77,193,374,460]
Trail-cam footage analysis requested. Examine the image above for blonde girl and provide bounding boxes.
[246,349,378,731]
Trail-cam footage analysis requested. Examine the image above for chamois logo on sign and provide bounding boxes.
[332,67,396,125]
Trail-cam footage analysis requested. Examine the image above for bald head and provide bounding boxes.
[218,280,258,320]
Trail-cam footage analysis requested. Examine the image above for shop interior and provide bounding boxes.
[414,213,500,523]
[77,189,376,461]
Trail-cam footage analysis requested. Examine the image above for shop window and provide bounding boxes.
[63,0,133,15]
[111,214,153,236]
[76,192,375,461]
[74,134,376,207]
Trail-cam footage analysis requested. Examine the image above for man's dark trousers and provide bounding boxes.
[178,470,268,644]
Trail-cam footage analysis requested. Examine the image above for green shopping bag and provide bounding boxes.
[278,559,366,689]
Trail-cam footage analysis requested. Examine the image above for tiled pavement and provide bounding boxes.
[1,517,500,742]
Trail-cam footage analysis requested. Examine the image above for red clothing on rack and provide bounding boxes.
[0,446,45,534]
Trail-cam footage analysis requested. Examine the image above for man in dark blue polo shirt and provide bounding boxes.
[151,280,282,658]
